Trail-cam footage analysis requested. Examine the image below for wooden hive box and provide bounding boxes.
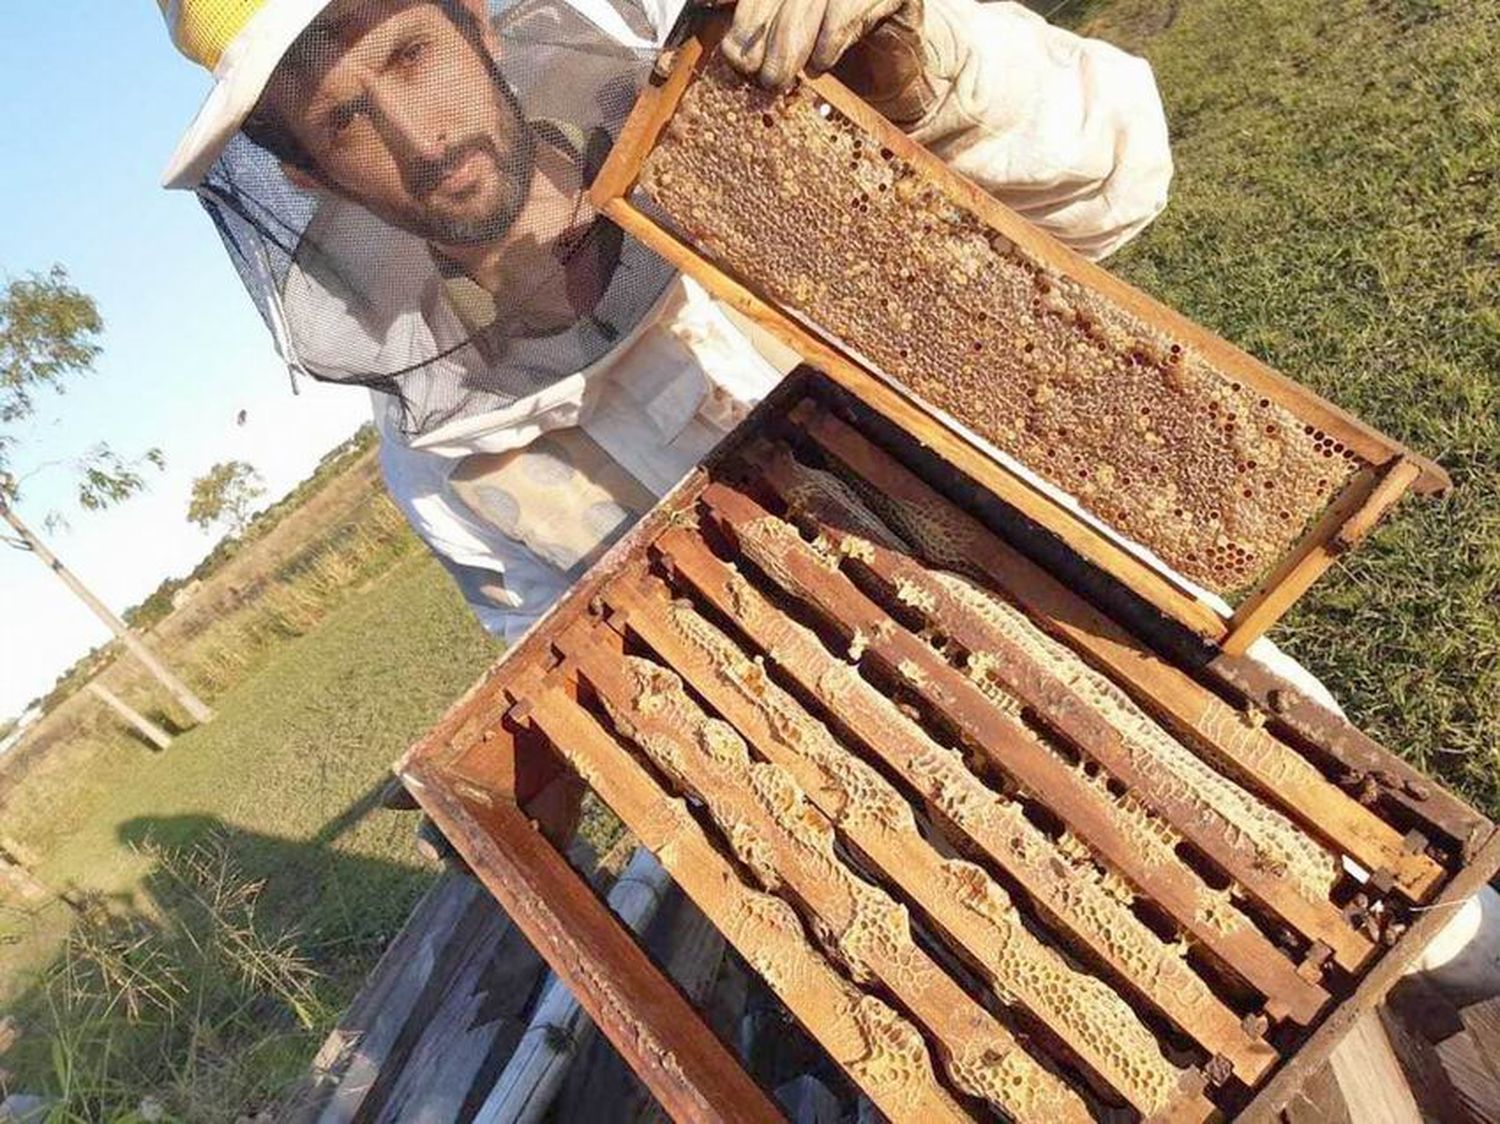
[398,21,1498,1123]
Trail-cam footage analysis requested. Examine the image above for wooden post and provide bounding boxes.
[2,499,213,725]
[0,835,40,870]
[87,682,173,750]
[475,847,673,1124]
[0,857,48,905]
[1328,1013,1424,1123]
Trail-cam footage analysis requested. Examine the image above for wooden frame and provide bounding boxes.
[399,366,1496,1122]
[588,22,1450,653]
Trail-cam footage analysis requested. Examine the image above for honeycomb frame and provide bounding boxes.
[588,21,1449,654]
[399,366,1498,1123]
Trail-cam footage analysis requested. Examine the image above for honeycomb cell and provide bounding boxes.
[638,58,1365,592]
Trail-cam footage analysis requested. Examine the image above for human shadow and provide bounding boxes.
[0,803,438,1121]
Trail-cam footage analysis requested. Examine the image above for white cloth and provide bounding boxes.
[378,0,1179,645]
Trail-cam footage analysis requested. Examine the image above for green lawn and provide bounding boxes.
[1066,0,1500,816]
[1,552,500,1116]
[38,551,493,929]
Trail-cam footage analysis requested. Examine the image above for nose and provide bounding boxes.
[369,83,448,169]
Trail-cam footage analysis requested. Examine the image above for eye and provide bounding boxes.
[327,103,359,136]
[396,37,428,68]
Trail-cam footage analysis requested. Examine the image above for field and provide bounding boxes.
[0,459,500,1116]
[1,0,1496,1116]
[1069,0,1500,814]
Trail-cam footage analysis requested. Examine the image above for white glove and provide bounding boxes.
[716,0,928,111]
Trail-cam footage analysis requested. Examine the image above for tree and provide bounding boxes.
[187,461,265,537]
[1,266,211,728]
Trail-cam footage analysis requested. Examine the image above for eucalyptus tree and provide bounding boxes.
[1,266,211,726]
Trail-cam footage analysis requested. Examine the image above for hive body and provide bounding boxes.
[408,35,1481,1099]
[637,58,1364,593]
[401,338,1490,1122]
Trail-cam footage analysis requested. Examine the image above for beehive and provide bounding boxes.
[401,368,1498,1123]
[590,26,1448,650]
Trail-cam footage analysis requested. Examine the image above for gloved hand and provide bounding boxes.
[709,0,934,123]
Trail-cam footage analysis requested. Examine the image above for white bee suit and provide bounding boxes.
[372,0,1182,642]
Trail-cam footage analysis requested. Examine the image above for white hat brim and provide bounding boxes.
[163,0,336,189]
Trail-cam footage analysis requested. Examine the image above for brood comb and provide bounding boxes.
[401,369,1497,1123]
[589,23,1448,653]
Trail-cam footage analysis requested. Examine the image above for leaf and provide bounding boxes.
[0,265,103,441]
[187,461,266,536]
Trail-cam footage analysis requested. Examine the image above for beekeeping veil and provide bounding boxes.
[167,0,682,440]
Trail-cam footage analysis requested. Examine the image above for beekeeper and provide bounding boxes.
[157,0,1175,639]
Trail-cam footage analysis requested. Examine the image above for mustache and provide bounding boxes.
[406,134,510,199]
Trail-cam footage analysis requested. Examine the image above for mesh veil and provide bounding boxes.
[198,0,680,438]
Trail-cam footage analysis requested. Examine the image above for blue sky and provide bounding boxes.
[0,5,370,719]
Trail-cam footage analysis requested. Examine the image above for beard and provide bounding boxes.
[399,77,538,247]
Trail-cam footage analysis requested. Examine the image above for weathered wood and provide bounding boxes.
[796,404,1445,908]
[1458,996,1500,1091]
[697,481,1333,1026]
[1377,1002,1476,1124]
[87,682,172,750]
[1279,1063,1353,1124]
[400,767,782,1124]
[361,890,547,1124]
[557,620,1112,1121]
[1434,1022,1500,1124]
[600,581,1223,1107]
[554,889,728,1124]
[294,872,543,1124]
[1240,828,1500,1122]
[608,564,1274,1082]
[475,847,672,1124]
[510,668,974,1124]
[1327,1014,1424,1124]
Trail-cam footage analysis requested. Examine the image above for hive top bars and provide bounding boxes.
[398,367,1499,1124]
[587,19,1450,651]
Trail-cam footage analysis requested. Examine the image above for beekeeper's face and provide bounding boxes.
[262,0,535,246]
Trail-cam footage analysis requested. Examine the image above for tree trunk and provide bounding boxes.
[2,500,213,725]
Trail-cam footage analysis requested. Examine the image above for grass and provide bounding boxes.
[1059,0,1500,816]
[1,550,500,1115]
[10,837,330,1122]
[0,459,417,864]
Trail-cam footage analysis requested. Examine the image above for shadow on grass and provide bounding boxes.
[0,797,437,1122]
